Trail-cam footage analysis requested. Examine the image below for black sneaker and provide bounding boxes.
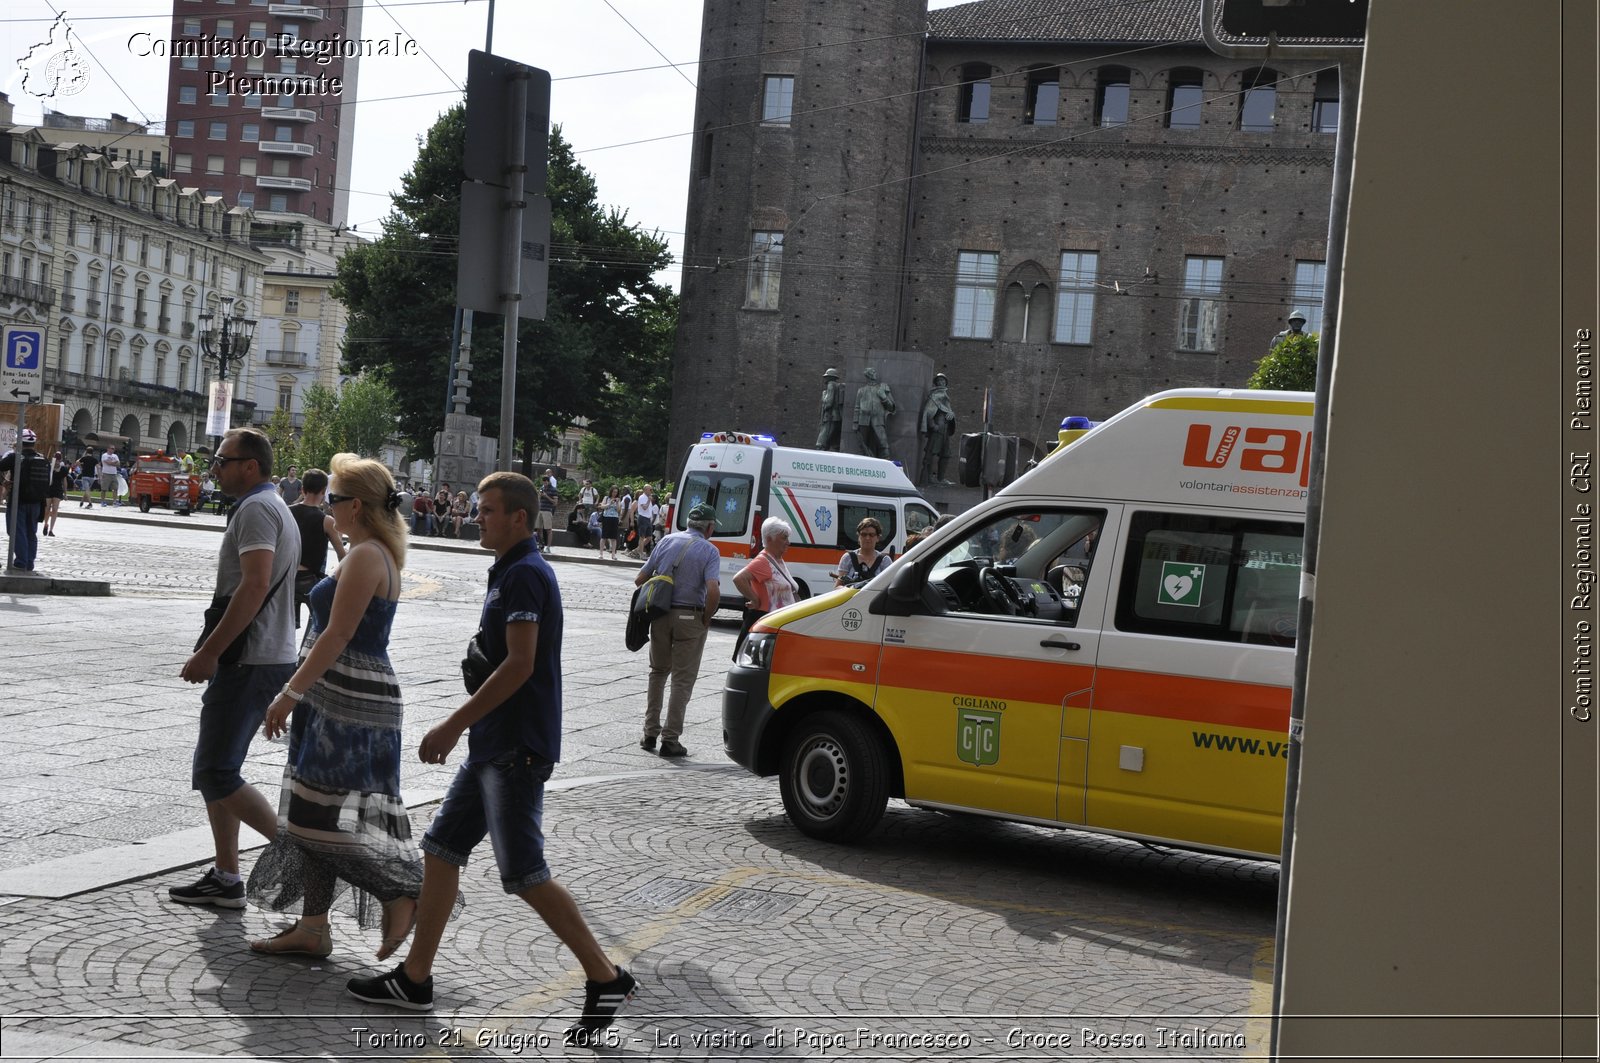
[639,735,656,751]
[346,964,434,1012]
[168,868,245,909]
[658,739,688,758]
[568,966,637,1035]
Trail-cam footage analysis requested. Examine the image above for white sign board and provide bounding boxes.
[206,380,232,438]
[2,325,46,403]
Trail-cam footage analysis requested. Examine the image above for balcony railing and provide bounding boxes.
[134,310,148,327]
[159,316,172,333]
[182,321,195,339]
[0,276,57,307]
[87,298,102,316]
[59,292,75,312]
[256,176,313,192]
[263,349,309,367]
[261,107,316,122]
[259,141,315,156]
[268,4,324,20]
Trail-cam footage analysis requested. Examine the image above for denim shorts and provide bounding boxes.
[192,661,294,802]
[421,748,554,893]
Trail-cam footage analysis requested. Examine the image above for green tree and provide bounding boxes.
[337,371,402,458]
[296,382,342,470]
[334,108,674,468]
[262,406,299,471]
[580,289,678,481]
[1248,332,1319,391]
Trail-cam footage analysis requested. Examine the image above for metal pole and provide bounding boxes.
[5,404,25,573]
[498,71,529,473]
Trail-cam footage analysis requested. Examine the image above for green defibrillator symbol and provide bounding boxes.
[1157,561,1206,607]
[957,709,1001,766]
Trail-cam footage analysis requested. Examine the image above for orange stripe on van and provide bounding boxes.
[878,645,1094,702]
[770,632,873,686]
[1093,667,1289,732]
[710,539,844,566]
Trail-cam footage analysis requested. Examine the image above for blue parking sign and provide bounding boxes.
[2,325,47,401]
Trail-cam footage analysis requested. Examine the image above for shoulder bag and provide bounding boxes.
[195,567,289,667]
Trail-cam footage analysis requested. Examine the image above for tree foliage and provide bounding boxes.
[334,106,675,469]
[579,289,678,482]
[292,372,401,470]
[1248,332,1319,391]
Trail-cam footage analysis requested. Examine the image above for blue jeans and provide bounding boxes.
[422,749,554,893]
[191,662,295,801]
[6,501,41,569]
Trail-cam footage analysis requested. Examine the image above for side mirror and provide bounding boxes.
[887,562,921,605]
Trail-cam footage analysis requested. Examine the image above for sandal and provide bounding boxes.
[249,921,332,958]
[377,897,417,961]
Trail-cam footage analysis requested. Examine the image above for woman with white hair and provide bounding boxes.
[731,517,799,660]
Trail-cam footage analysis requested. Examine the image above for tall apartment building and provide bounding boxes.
[163,0,362,225]
[670,0,1337,477]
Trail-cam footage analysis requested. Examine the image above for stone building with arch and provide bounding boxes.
[669,0,1336,474]
[1,93,268,460]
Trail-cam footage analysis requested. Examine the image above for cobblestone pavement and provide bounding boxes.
[0,515,1277,1061]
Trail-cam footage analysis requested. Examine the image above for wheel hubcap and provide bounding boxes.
[795,737,847,818]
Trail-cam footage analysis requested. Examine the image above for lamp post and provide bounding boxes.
[197,296,257,459]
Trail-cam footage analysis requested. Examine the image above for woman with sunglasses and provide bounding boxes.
[246,453,427,962]
[833,516,891,589]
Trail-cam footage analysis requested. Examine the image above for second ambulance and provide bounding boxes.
[722,388,1312,859]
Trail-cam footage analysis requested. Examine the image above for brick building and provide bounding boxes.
[670,0,1336,477]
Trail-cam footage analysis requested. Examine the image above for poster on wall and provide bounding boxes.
[206,380,232,438]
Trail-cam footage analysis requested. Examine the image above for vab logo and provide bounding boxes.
[1182,424,1313,487]
[957,709,1000,766]
[18,13,90,99]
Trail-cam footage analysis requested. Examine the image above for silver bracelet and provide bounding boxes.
[279,683,305,703]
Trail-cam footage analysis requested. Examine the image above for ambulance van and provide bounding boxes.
[669,432,941,608]
[721,389,1311,858]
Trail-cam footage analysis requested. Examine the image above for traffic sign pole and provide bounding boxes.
[2,325,45,574]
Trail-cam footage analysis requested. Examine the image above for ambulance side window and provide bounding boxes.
[678,472,753,534]
[838,503,896,549]
[925,508,1105,624]
[1115,512,1304,645]
[905,503,938,538]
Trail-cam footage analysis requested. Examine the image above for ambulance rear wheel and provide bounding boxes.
[138,494,151,513]
[779,710,888,842]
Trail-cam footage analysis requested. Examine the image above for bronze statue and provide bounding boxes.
[816,368,845,451]
[854,367,896,459]
[920,373,956,485]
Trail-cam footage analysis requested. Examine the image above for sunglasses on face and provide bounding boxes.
[327,492,355,505]
[211,454,246,468]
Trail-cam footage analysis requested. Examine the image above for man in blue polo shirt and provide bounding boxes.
[347,471,634,1040]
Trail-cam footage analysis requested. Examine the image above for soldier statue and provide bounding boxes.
[816,367,845,451]
[920,373,957,485]
[1272,307,1310,347]
[854,367,896,459]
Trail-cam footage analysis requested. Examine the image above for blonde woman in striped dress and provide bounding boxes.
[246,453,423,960]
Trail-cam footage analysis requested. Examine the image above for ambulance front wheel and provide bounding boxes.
[779,710,889,842]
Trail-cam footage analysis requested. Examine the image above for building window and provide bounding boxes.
[216,18,233,35]
[237,192,255,209]
[239,157,257,176]
[176,120,195,139]
[210,92,228,107]
[270,194,288,212]
[1052,251,1099,345]
[744,231,782,310]
[281,58,298,74]
[1292,260,1326,333]
[278,383,293,411]
[1167,69,1204,129]
[182,17,201,34]
[181,55,199,70]
[179,86,198,105]
[244,93,262,108]
[209,121,228,139]
[285,289,300,315]
[1001,281,1051,342]
[958,64,991,124]
[1239,67,1277,131]
[1025,67,1059,126]
[174,153,193,173]
[761,75,794,124]
[206,155,225,175]
[271,159,291,176]
[1312,69,1339,133]
[1096,67,1131,127]
[248,21,267,39]
[242,123,259,142]
[1179,256,1224,351]
[951,251,1000,339]
[274,126,293,142]
[215,56,232,72]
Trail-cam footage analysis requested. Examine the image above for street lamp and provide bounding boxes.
[197,296,257,456]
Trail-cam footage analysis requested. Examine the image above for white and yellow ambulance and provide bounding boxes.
[722,389,1312,858]
[668,432,940,607]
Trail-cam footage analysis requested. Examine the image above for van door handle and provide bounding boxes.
[1040,637,1080,650]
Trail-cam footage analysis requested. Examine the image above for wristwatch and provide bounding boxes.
[279,684,305,703]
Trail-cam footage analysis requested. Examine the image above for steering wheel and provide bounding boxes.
[979,566,1026,616]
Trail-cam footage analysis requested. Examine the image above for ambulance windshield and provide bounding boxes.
[678,470,754,534]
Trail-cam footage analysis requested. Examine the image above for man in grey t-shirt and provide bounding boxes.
[168,427,300,909]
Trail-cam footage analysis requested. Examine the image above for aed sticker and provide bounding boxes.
[884,626,906,644]
[957,708,1001,766]
[841,608,863,632]
[1157,561,1207,607]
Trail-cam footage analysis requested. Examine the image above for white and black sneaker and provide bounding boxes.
[567,966,637,1037]
[346,964,434,1012]
[167,868,246,909]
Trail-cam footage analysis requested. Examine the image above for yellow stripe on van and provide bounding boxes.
[1145,396,1315,417]
[754,587,858,631]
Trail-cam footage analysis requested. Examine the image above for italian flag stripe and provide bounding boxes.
[773,487,814,543]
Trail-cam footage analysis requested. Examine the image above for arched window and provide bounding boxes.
[1239,67,1277,132]
[1000,280,1052,342]
[1167,69,1204,129]
[1096,66,1131,127]
[1312,69,1339,133]
[1024,66,1059,126]
[958,64,992,124]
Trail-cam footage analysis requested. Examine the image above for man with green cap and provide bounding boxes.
[632,501,722,757]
